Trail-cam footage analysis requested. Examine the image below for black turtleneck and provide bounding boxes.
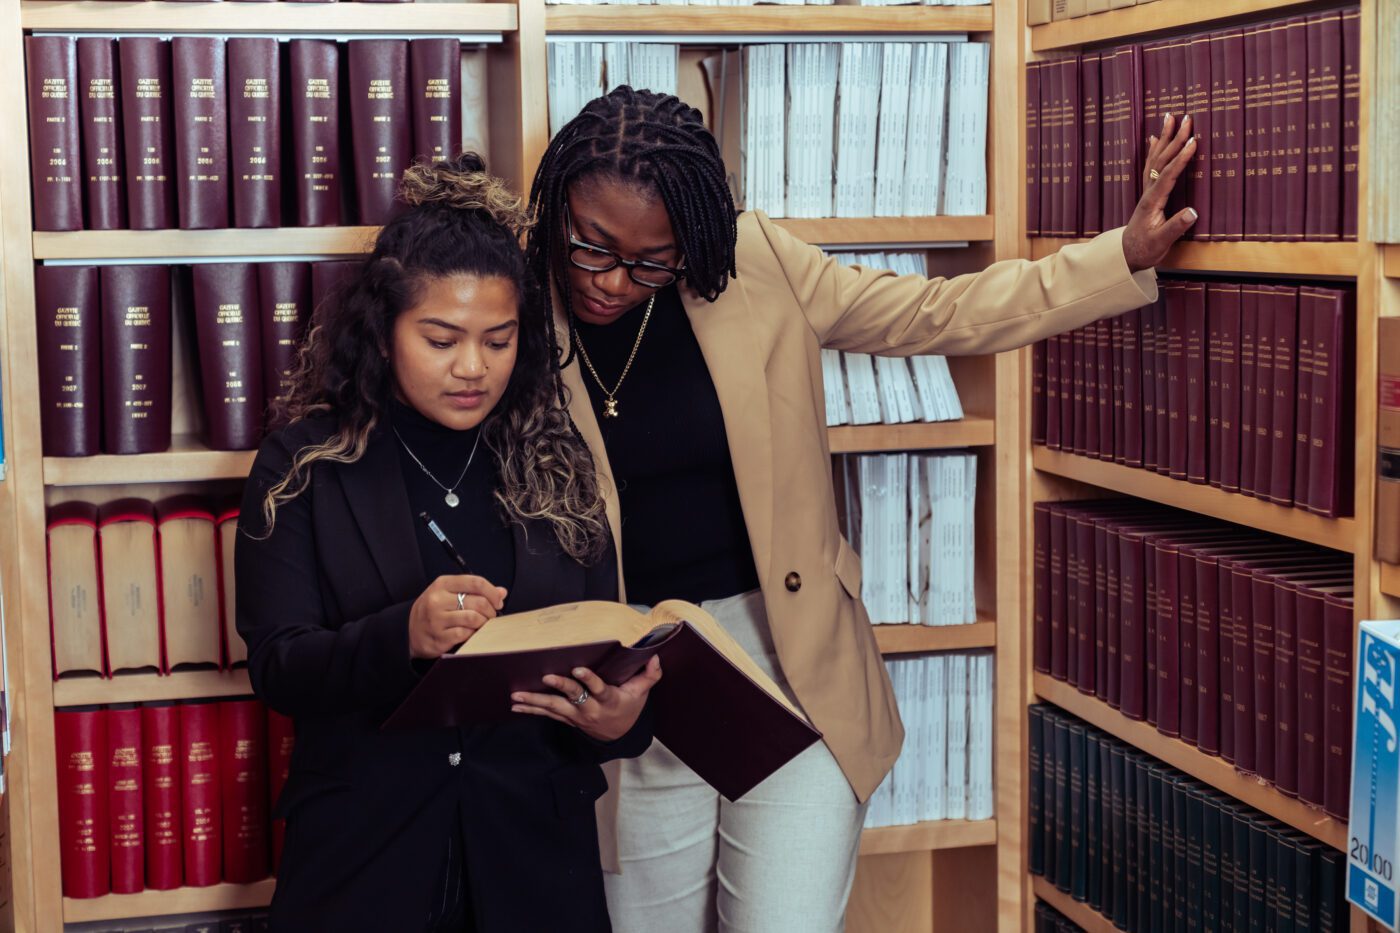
[571,285,759,606]
[388,397,515,594]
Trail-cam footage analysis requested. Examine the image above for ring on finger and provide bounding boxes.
[571,688,590,706]
[456,592,466,611]
[1149,169,1161,181]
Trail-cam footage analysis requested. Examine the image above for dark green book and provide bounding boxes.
[1186,788,1204,932]
[1133,756,1150,932]
[1110,746,1127,929]
[1233,809,1252,932]
[1292,838,1317,932]
[1264,825,1281,933]
[1217,797,1235,933]
[1070,723,1087,900]
[1030,705,1046,876]
[1086,733,1102,911]
[1248,818,1267,933]
[1171,777,1187,932]
[1316,847,1345,932]
[1275,832,1297,933]
[1099,740,1113,915]
[1148,766,1164,933]
[1054,715,1071,890]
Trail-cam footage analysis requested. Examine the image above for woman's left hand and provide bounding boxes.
[511,656,663,742]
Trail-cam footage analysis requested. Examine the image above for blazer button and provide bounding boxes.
[784,572,802,593]
[448,752,461,767]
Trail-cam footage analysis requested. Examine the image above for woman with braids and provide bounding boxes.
[526,86,1198,931]
[235,153,659,932]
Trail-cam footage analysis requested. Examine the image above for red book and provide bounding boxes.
[219,700,270,883]
[289,40,343,227]
[1098,49,1120,230]
[1279,17,1308,241]
[1183,282,1207,484]
[1250,286,1278,498]
[1074,513,1096,692]
[1066,510,1082,688]
[1183,35,1212,240]
[192,263,265,450]
[228,38,282,229]
[258,262,312,417]
[1304,12,1343,242]
[348,40,411,225]
[107,705,145,893]
[1080,52,1102,239]
[1292,296,1317,508]
[172,37,230,230]
[1153,297,1171,477]
[1094,523,1111,701]
[1111,316,1126,463]
[1163,38,1189,221]
[100,264,173,454]
[1033,340,1048,445]
[1027,62,1042,238]
[1340,8,1360,241]
[1304,286,1355,518]
[1054,331,1072,452]
[1040,58,1059,237]
[35,265,102,457]
[1141,299,1160,473]
[1295,583,1330,807]
[1207,290,1225,486]
[1049,506,1068,681]
[1163,282,1189,480]
[1045,336,1061,449]
[77,37,127,230]
[1210,31,1245,242]
[1060,58,1081,238]
[1096,319,1113,460]
[1274,572,1349,797]
[1140,41,1163,192]
[410,38,462,164]
[1266,23,1289,242]
[119,38,177,230]
[1122,309,1143,468]
[1323,590,1356,818]
[1105,520,1124,706]
[1121,46,1144,231]
[311,259,360,319]
[1267,285,1300,505]
[1215,285,1243,493]
[267,709,295,872]
[180,701,223,886]
[1034,503,1051,673]
[26,35,83,231]
[1073,325,1089,457]
[55,708,110,898]
[1242,26,1271,241]
[1237,286,1260,496]
[142,703,183,889]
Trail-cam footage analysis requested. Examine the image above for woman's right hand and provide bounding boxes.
[408,575,508,659]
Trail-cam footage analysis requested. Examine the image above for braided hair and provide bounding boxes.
[525,86,740,363]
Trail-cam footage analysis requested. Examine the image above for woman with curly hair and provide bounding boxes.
[236,152,660,932]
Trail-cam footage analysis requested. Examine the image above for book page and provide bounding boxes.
[455,601,656,656]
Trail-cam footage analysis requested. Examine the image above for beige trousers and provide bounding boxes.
[605,590,869,933]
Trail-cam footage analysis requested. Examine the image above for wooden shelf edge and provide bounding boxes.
[53,669,252,708]
[1383,244,1400,279]
[858,818,996,856]
[828,417,995,453]
[1030,0,1322,52]
[1031,447,1358,553]
[777,215,993,247]
[44,436,255,487]
[874,620,996,655]
[545,4,993,34]
[22,1,518,34]
[63,878,276,923]
[1029,238,1359,277]
[1381,561,1400,600]
[1032,877,1122,933]
[1033,675,1346,851]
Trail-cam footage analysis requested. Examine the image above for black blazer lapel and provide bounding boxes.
[503,518,559,613]
[335,426,427,604]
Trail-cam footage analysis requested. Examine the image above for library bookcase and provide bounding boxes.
[0,0,1021,930]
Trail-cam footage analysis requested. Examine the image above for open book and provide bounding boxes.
[382,600,821,800]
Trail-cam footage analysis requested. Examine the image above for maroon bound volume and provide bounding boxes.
[1216,286,1243,492]
[1080,53,1102,239]
[1027,62,1042,238]
[100,265,172,454]
[1305,286,1354,518]
[1242,26,1270,241]
[77,37,127,230]
[410,38,462,164]
[1281,17,1308,241]
[192,263,266,450]
[1293,294,1316,507]
[289,40,343,227]
[1211,31,1245,242]
[228,38,282,228]
[258,262,312,415]
[1164,282,1188,480]
[218,700,270,883]
[142,703,183,890]
[119,38,178,230]
[1122,309,1142,467]
[1295,584,1329,807]
[1033,340,1047,445]
[1034,503,1051,673]
[1267,23,1289,242]
[1207,290,1224,485]
[1305,12,1343,241]
[1183,283,1207,483]
[1267,285,1299,504]
[1183,36,1212,239]
[172,37,229,229]
[1060,58,1081,238]
[348,40,411,225]
[56,708,110,898]
[35,265,102,457]
[1040,58,1058,237]
[1323,590,1355,818]
[1341,9,1360,240]
[311,259,360,317]
[180,701,223,887]
[107,705,145,894]
[1153,298,1171,477]
[1250,286,1278,499]
[1163,38,1189,220]
[1141,300,1159,472]
[1096,320,1112,460]
[26,35,83,231]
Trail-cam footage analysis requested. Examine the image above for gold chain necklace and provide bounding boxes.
[571,293,656,419]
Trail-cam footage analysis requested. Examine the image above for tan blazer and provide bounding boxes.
[564,211,1159,868]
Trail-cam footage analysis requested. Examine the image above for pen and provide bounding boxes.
[418,511,472,574]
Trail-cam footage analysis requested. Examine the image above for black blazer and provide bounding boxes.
[236,416,649,932]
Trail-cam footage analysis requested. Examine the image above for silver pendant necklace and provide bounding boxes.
[393,425,482,509]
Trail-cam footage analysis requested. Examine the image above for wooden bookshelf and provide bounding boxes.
[1029,238,1360,277]
[1032,447,1360,552]
[874,621,996,655]
[828,417,995,454]
[858,819,997,857]
[777,216,993,248]
[63,879,276,924]
[1030,0,1323,52]
[43,435,256,487]
[1384,244,1400,278]
[1382,561,1400,599]
[53,669,253,708]
[1034,676,1347,851]
[1031,877,1120,933]
[21,0,519,34]
[546,4,993,35]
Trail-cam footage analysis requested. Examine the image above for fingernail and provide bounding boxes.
[1186,208,1199,222]
[1163,112,1172,128]
[573,668,587,678]
[511,693,524,702]
[511,705,525,714]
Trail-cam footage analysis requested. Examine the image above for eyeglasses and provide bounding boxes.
[565,206,684,289]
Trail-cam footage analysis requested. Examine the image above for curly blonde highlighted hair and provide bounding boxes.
[258,153,610,564]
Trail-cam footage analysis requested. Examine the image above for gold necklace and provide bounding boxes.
[571,294,656,419]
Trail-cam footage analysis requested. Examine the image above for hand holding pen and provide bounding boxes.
[406,511,509,660]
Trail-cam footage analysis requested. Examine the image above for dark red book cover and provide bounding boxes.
[1065,512,1081,687]
[172,37,229,229]
[56,708,110,898]
[1141,299,1160,472]
[1143,531,1160,726]
[35,264,102,457]
[348,39,411,226]
[311,259,360,319]
[1050,506,1068,681]
[1163,282,1189,480]
[1122,309,1143,468]
[1237,286,1260,496]
[1242,26,1271,241]
[1251,571,1282,781]
[1322,590,1355,818]
[1217,558,1237,762]
[1207,291,1225,486]
[1153,297,1171,477]
[1296,585,1328,808]
[1177,546,1203,745]
[1216,285,1243,493]
[289,39,343,227]
[107,705,145,893]
[26,35,83,231]
[1140,41,1163,192]
[1266,23,1289,242]
[1060,58,1081,238]
[1072,326,1088,456]
[1047,58,1065,238]
[192,263,265,450]
[1281,17,1309,241]
[1096,320,1113,460]
[1267,285,1299,504]
[77,37,127,230]
[1074,514,1096,692]
[1184,282,1207,484]
[1094,524,1111,701]
[1080,52,1102,239]
[1193,552,1224,754]
[1033,340,1047,445]
[1183,36,1212,240]
[1122,46,1145,232]
[1251,287,1279,498]
[142,703,183,890]
[1045,335,1061,449]
[1040,57,1058,238]
[267,708,295,872]
[1105,520,1124,706]
[410,38,462,165]
[1210,31,1245,243]
[1292,295,1317,509]
[219,700,270,883]
[180,701,223,886]
[1305,286,1355,518]
[100,264,173,454]
[1163,38,1189,221]
[1111,316,1125,463]
[1304,13,1343,241]
[1153,538,1184,737]
[1274,573,1348,797]
[1230,561,1258,772]
[258,262,312,415]
[1097,49,1120,231]
[228,38,282,229]
[1056,331,1073,453]
[1034,503,1051,673]
[119,37,178,230]
[1027,62,1042,238]
[1341,8,1360,241]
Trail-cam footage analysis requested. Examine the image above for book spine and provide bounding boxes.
[1185,282,1208,484]
[1251,287,1278,498]
[1106,524,1123,707]
[1045,336,1061,449]
[119,38,178,230]
[193,263,265,451]
[1142,298,1159,472]
[348,39,411,226]
[1217,31,1246,242]
[1341,9,1360,241]
[1033,340,1048,445]
[1267,24,1289,242]
[1075,516,1096,694]
[1041,58,1059,239]
[27,35,84,231]
[289,40,343,227]
[100,265,173,454]
[1081,53,1102,238]
[1305,13,1343,241]
[1293,293,1317,510]
[56,708,110,898]
[1194,555,1220,754]
[1034,504,1052,673]
[1062,59,1081,238]
[1123,309,1143,467]
[1295,589,1327,807]
[1218,558,1237,763]
[1281,17,1308,241]
[1154,541,1181,737]
[77,37,127,230]
[1066,515,1082,687]
[1273,582,1300,796]
[1096,320,1113,461]
[142,703,183,890]
[267,708,295,872]
[1322,594,1353,819]
[1072,326,1088,456]
[1164,39,1188,221]
[1027,63,1042,238]
[219,700,269,883]
[1095,527,1111,703]
[1119,533,1146,720]
[1177,549,1199,746]
[107,706,145,893]
[410,38,461,164]
[1243,27,1270,241]
[35,265,102,457]
[1379,319,1400,562]
[1165,282,1188,480]
[180,701,223,886]
[1184,36,1212,240]
[1238,287,1260,495]
[1050,508,1068,680]
[1112,315,1126,464]
[1208,292,1224,486]
[172,37,230,230]
[1218,285,1242,493]
[1307,288,1352,518]
[258,262,312,416]
[1250,571,1279,781]
[1231,564,1256,772]
[228,38,282,229]
[1154,296,1172,477]
[1058,332,1074,453]
[1069,724,1087,899]
[1268,285,1299,505]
